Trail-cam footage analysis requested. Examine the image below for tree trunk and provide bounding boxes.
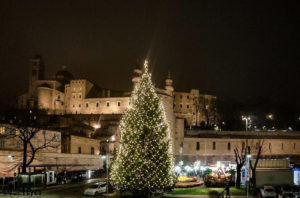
[22,141,27,173]
[236,165,242,189]
[251,169,257,194]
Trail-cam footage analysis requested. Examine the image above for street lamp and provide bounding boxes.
[101,155,108,193]
[246,154,252,197]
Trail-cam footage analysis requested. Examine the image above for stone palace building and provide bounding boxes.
[3,55,297,176]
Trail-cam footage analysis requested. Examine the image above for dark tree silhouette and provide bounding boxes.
[234,145,247,189]
[0,110,59,173]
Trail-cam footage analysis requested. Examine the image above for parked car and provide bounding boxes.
[83,182,106,196]
[260,185,276,198]
[281,185,294,198]
[292,186,300,198]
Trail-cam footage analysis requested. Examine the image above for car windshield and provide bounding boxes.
[89,185,99,189]
[283,186,292,191]
[266,189,274,192]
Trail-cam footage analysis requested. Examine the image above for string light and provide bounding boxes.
[110,60,176,194]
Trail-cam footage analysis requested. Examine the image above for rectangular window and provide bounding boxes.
[86,103,88,108]
[0,140,5,149]
[294,143,296,150]
[187,96,189,99]
[106,101,110,107]
[187,104,190,109]
[180,142,183,154]
[281,143,284,150]
[78,147,81,154]
[269,143,271,150]
[196,142,200,150]
[213,142,216,150]
[79,93,82,98]
[227,142,231,150]
[180,104,183,108]
[242,142,245,149]
[0,127,5,135]
[118,101,121,107]
[79,104,81,108]
[180,95,183,99]
[73,104,75,108]
[96,102,99,107]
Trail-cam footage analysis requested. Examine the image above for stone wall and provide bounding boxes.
[70,135,100,155]
[0,150,103,177]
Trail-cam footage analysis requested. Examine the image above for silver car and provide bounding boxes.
[83,182,106,196]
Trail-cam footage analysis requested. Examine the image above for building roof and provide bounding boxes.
[85,84,126,98]
[185,130,300,139]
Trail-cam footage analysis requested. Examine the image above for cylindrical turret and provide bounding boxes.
[165,70,174,94]
[132,60,143,89]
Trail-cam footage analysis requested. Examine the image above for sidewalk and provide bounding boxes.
[163,194,257,198]
[42,178,103,192]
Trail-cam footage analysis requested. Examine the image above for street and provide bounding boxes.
[0,178,106,198]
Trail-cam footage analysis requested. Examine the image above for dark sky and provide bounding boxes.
[0,0,299,110]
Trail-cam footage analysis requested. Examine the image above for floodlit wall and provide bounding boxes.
[0,150,103,177]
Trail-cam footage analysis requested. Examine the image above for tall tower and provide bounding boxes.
[28,55,45,108]
[131,59,142,90]
[165,70,174,95]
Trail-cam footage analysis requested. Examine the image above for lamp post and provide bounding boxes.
[242,116,251,197]
[101,155,108,194]
[246,154,252,197]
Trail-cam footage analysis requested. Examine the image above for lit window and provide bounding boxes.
[96,102,99,107]
[0,127,5,135]
[15,130,20,136]
[106,101,110,107]
[118,101,121,107]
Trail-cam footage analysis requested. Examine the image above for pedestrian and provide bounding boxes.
[225,184,230,198]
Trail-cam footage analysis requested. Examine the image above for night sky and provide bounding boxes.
[0,0,299,111]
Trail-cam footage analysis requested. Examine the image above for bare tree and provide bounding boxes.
[247,138,265,193]
[234,145,247,188]
[0,110,59,173]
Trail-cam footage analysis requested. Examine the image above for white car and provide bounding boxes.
[83,182,106,196]
[260,185,276,198]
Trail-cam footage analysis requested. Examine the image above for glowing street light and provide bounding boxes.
[101,155,108,193]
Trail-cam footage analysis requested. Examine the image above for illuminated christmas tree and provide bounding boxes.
[110,60,176,195]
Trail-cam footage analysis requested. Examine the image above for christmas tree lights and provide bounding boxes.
[110,60,176,195]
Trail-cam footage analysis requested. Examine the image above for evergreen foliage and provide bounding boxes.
[110,60,176,194]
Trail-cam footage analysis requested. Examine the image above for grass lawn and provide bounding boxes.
[168,186,247,196]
